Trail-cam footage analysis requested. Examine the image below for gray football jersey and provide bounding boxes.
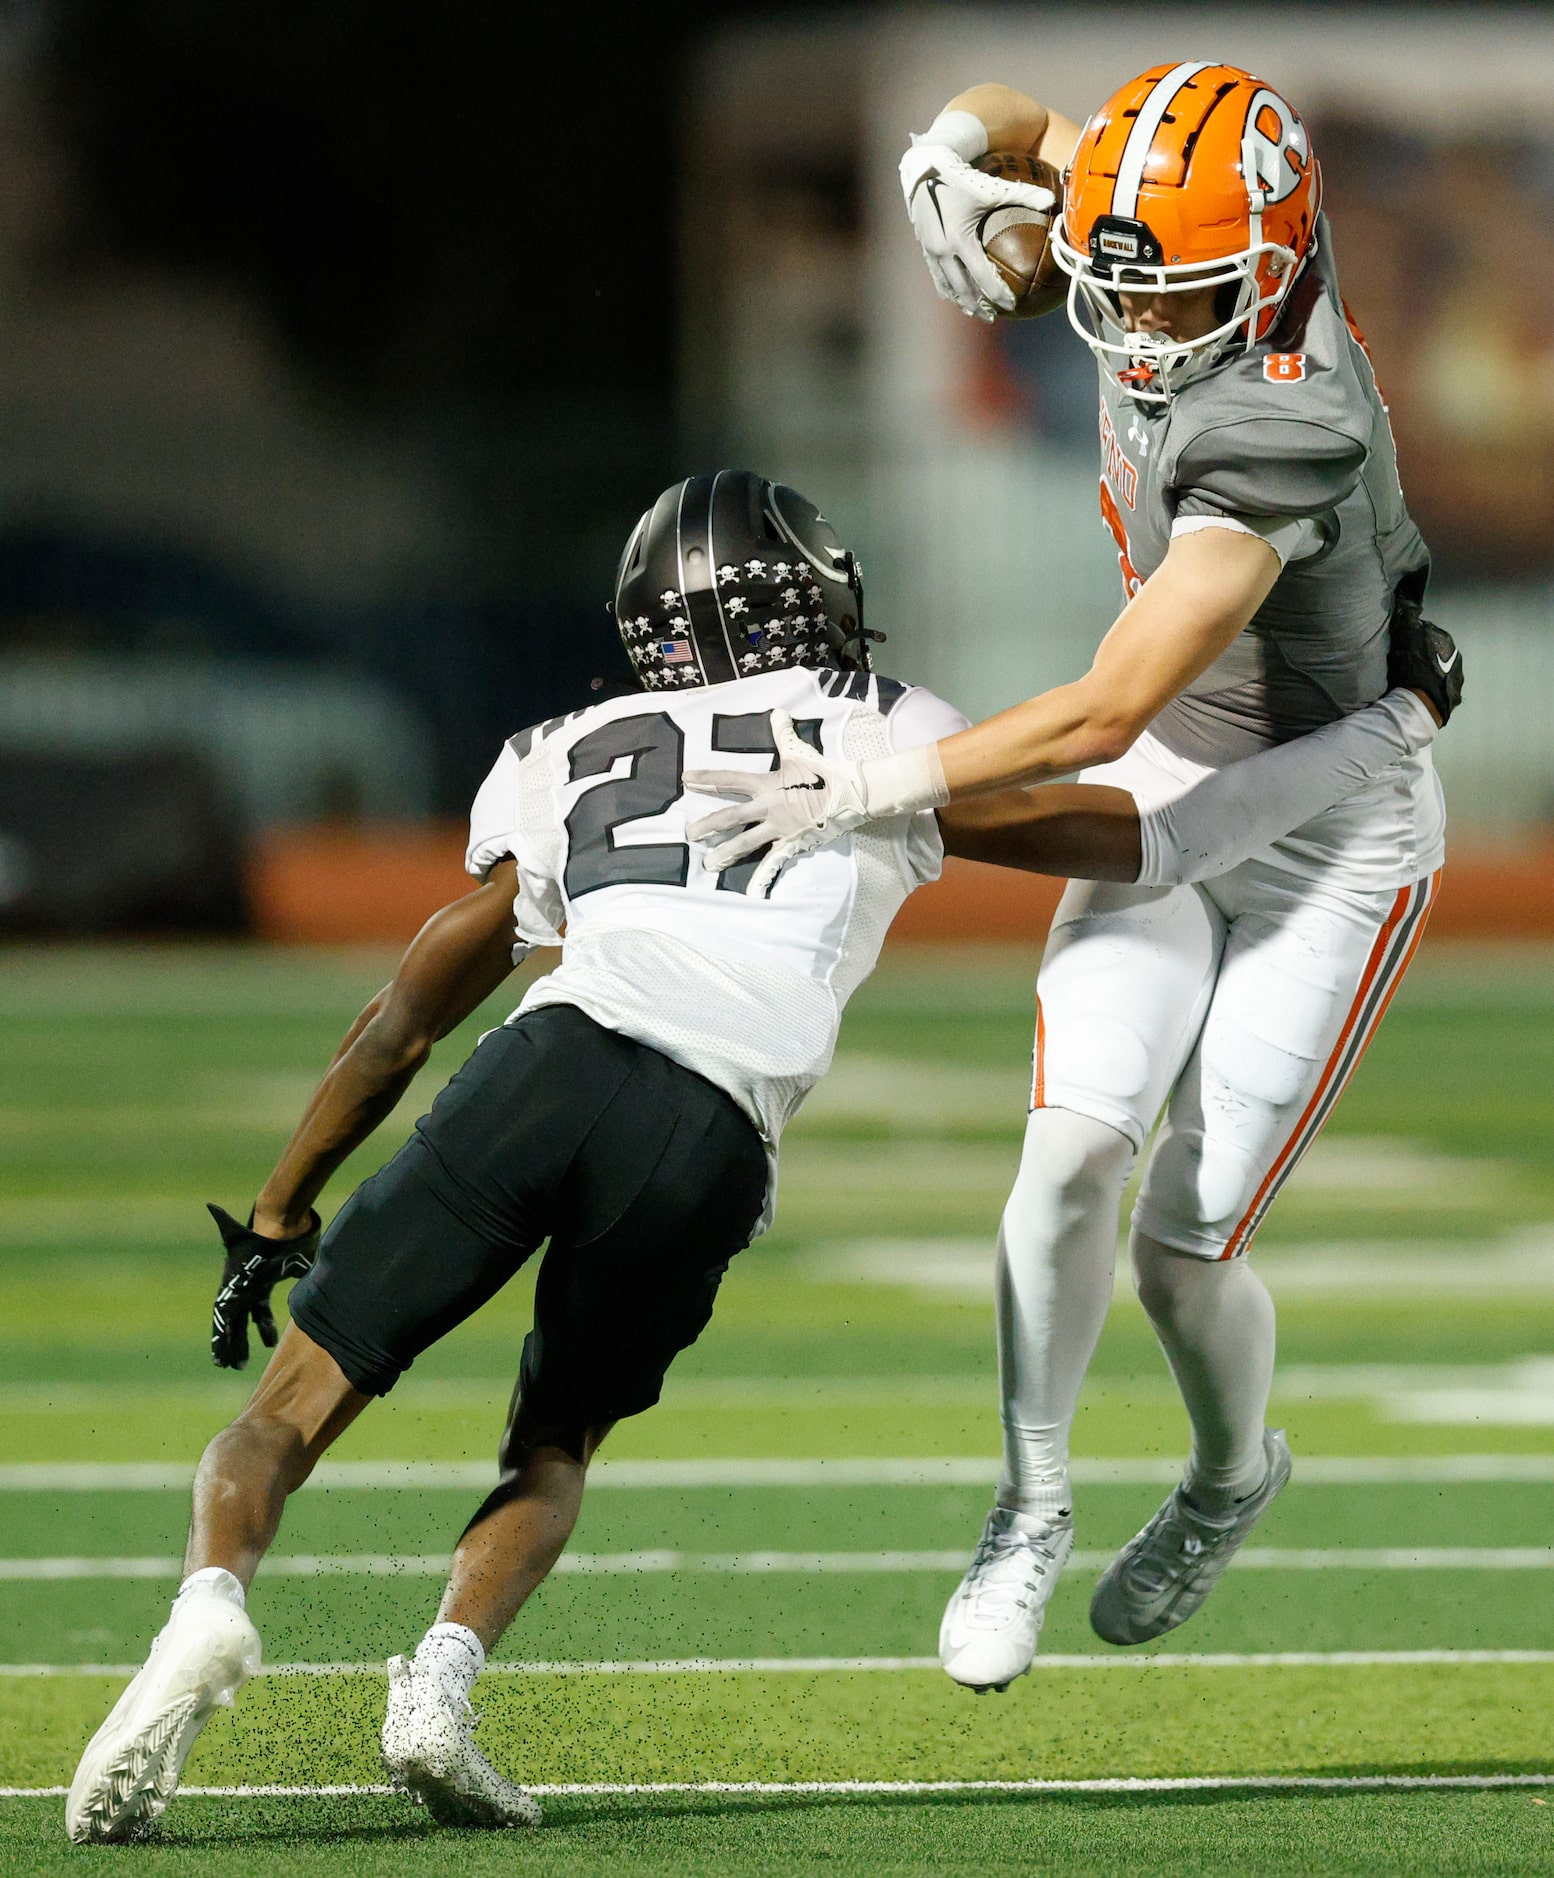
[1095,214,1429,762]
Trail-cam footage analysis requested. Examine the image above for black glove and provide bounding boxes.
[1388,592,1464,726]
[208,1203,320,1369]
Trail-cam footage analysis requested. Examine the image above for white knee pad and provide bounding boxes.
[1138,1119,1265,1247]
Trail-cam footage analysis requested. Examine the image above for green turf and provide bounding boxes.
[3,939,1554,1872]
[4,1790,1553,1878]
[8,1660,1554,1787]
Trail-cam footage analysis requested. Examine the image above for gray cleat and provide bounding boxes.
[1089,1429,1291,1646]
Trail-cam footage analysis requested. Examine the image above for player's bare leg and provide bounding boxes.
[186,1324,373,1584]
[439,1426,613,1644]
[382,1425,611,1829]
[67,1327,370,1843]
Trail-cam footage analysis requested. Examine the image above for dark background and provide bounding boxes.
[19,0,788,813]
[0,0,1543,892]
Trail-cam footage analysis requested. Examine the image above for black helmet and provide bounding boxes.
[612,469,876,691]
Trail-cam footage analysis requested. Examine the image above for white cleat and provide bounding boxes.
[939,1506,1074,1692]
[381,1654,542,1829]
[65,1585,260,1843]
[1090,1429,1293,1646]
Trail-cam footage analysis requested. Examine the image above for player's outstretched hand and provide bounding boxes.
[686,710,873,898]
[208,1203,320,1369]
[1387,598,1464,727]
[899,138,1057,320]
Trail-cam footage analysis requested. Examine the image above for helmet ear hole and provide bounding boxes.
[753,483,781,544]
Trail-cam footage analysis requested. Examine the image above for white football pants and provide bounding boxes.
[996,856,1438,1519]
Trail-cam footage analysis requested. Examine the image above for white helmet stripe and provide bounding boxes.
[1111,61,1213,219]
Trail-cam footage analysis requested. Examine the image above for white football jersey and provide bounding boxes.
[466,666,969,1224]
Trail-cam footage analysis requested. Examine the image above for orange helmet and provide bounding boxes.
[1052,62,1322,401]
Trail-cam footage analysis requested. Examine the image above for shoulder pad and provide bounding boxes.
[1173,414,1367,518]
[1167,272,1372,518]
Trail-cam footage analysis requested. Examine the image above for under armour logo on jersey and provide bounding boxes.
[1264,352,1307,383]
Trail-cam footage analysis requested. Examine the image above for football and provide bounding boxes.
[974,150,1065,319]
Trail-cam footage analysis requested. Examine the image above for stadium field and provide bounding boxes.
[3,940,1554,1874]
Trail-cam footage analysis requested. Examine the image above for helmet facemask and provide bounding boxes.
[1053,219,1302,405]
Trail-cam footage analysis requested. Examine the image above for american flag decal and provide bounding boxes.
[661,640,694,666]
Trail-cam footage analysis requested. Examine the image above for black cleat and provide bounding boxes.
[1388,593,1464,726]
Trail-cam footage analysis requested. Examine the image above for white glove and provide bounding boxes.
[685,710,947,899]
[900,111,1058,321]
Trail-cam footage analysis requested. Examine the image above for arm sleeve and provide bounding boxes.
[1136,689,1436,886]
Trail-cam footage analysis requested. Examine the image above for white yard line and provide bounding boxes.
[6,1546,1554,1581]
[8,1454,1554,1491]
[5,1772,1554,1798]
[5,1650,1554,1677]
[15,1360,1554,1422]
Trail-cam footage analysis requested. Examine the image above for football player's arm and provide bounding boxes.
[249,859,522,1238]
[938,527,1282,796]
[938,784,1141,881]
[941,84,1083,167]
[936,687,1439,886]
[686,534,1275,882]
[902,84,1081,318]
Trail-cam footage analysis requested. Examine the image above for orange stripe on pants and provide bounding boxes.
[1218,872,1439,1261]
[1031,996,1047,1108]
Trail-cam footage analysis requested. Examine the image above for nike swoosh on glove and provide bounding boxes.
[208,1203,320,1369]
[899,140,1057,320]
[685,710,872,899]
[1386,599,1464,726]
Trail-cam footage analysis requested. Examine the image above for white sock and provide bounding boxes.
[996,1108,1134,1524]
[1137,688,1437,887]
[176,1566,246,1609]
[1131,1231,1274,1513]
[414,1622,485,1701]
